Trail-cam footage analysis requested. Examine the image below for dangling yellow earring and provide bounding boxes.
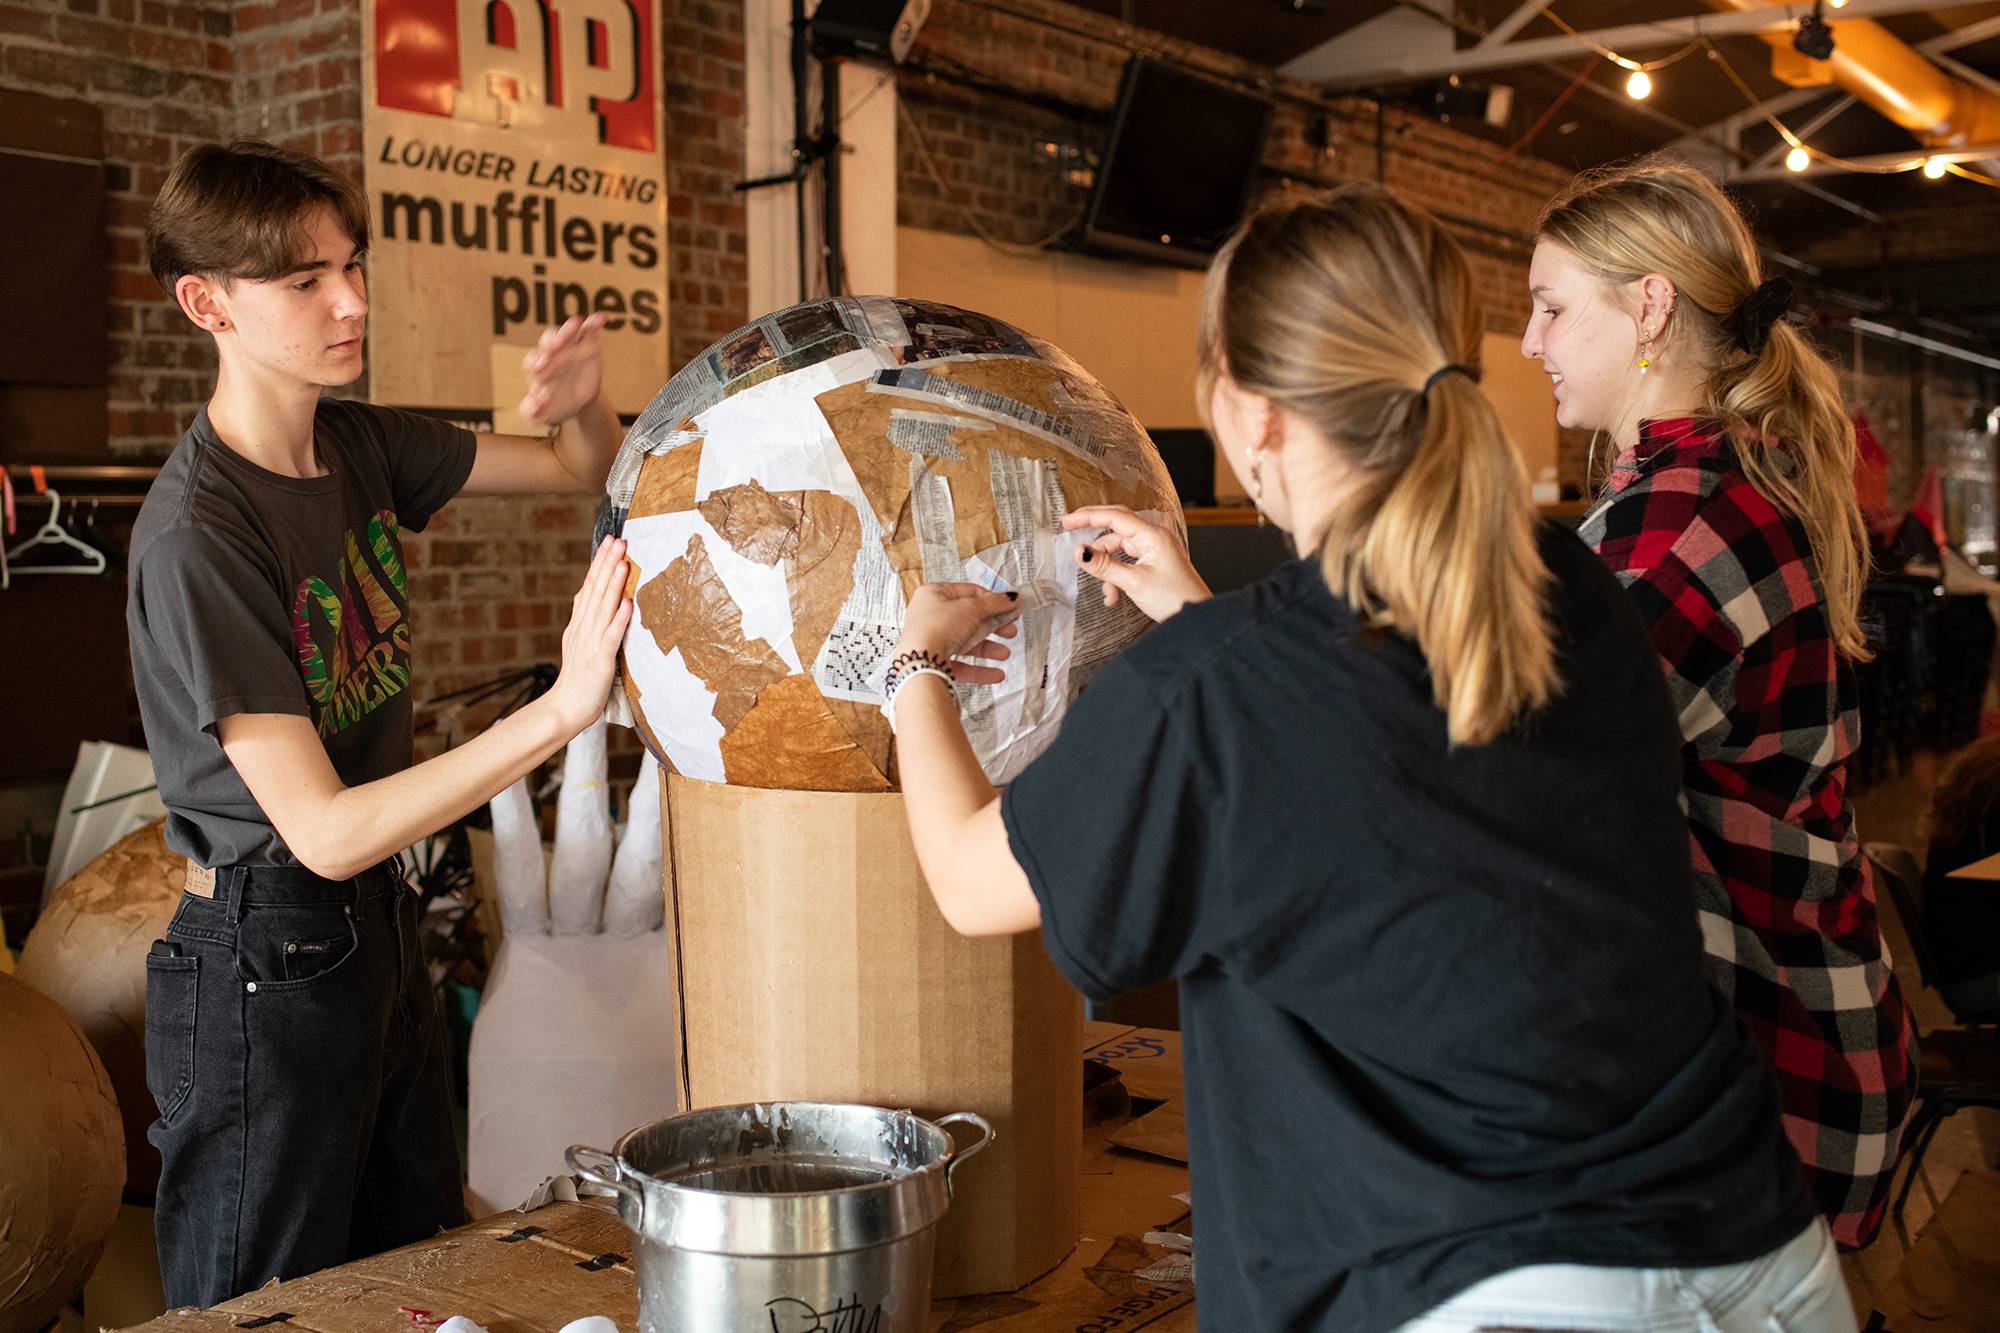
[1637,327,1655,374]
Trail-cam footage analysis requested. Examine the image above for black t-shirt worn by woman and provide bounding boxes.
[1001,522,1812,1333]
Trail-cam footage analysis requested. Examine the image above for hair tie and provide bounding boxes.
[1421,363,1475,398]
[1730,278,1794,356]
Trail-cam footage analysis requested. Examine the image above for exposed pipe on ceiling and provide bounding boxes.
[1706,0,2000,153]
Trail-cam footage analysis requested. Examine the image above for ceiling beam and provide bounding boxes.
[1280,0,1953,88]
[1844,317,2000,369]
[1556,71,1884,221]
[1733,141,2000,181]
[1919,14,2000,56]
[1739,94,1857,173]
[1668,86,1842,157]
[1819,255,2000,305]
[1931,52,2000,106]
[1477,1,1545,50]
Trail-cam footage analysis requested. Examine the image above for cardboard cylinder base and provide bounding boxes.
[663,775,1083,1297]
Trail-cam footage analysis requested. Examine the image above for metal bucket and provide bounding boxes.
[567,1102,994,1333]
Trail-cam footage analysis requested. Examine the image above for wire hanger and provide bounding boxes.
[5,487,108,584]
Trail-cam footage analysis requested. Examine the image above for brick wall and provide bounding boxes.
[1,0,233,454]
[232,0,362,172]
[0,0,745,908]
[894,0,1595,487]
[661,0,748,374]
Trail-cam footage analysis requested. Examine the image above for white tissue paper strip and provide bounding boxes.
[490,775,547,936]
[602,758,664,937]
[549,718,614,935]
[436,1318,491,1333]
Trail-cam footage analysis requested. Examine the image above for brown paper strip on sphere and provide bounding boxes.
[783,491,864,682]
[825,695,895,783]
[627,436,703,520]
[720,673,893,790]
[697,479,805,566]
[636,533,789,732]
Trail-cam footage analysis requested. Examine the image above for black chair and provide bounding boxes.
[1862,842,2000,1224]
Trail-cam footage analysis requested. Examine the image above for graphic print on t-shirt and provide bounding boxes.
[292,509,413,737]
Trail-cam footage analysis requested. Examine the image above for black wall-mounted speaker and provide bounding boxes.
[809,0,933,64]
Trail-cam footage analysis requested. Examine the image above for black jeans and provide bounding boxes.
[144,860,465,1309]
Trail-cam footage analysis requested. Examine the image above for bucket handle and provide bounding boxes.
[565,1144,643,1216]
[935,1112,996,1200]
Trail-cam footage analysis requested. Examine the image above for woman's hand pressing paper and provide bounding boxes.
[895,584,1021,686]
[1063,505,1211,623]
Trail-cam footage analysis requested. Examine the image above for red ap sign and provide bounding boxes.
[373,0,657,153]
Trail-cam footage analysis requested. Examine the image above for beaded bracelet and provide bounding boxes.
[884,648,952,693]
[881,649,956,733]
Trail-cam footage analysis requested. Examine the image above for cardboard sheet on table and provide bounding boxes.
[1085,1025,1185,1104]
[927,1230,1194,1332]
[118,1203,637,1333]
[1082,1020,1137,1051]
[930,1121,1196,1331]
[1108,1101,1189,1165]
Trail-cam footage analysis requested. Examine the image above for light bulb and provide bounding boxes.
[1924,156,1948,179]
[1625,69,1652,100]
[1786,145,1810,172]
[1828,0,1847,8]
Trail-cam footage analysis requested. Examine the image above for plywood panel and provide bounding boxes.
[1480,328,1558,489]
[898,226,1207,430]
[898,229,1556,503]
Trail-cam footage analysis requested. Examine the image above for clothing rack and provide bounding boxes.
[28,465,160,483]
[1,463,149,587]
[2,463,160,499]
[13,489,147,507]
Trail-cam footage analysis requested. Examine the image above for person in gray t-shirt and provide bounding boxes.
[128,140,634,1308]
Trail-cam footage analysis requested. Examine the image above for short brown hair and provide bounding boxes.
[146,140,370,294]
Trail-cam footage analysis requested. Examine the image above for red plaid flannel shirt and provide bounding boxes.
[1581,417,1917,1249]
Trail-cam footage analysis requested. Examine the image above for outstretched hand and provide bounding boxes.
[519,313,609,428]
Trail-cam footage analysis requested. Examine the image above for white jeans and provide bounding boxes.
[1395,1220,1855,1333]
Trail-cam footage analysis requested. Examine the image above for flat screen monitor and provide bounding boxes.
[1082,59,1273,268]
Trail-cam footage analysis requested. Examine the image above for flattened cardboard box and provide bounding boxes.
[1085,1026,1184,1106]
[117,1203,638,1333]
[116,1143,1196,1333]
[662,776,1084,1298]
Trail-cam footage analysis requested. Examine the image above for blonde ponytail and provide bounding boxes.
[1339,372,1558,745]
[1201,187,1559,746]
[1711,321,1871,660]
[1538,161,1871,660]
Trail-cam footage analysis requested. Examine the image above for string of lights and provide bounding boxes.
[1534,0,1992,190]
[1532,4,1709,101]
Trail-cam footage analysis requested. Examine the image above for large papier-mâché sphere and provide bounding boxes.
[600,297,1184,792]
[0,972,124,1333]
[17,819,184,1200]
